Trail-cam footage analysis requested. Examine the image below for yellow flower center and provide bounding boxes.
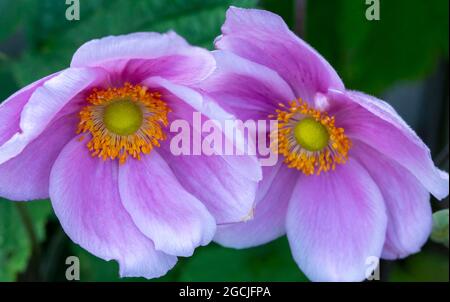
[103,99,143,136]
[293,117,330,152]
[270,99,351,175]
[77,83,170,164]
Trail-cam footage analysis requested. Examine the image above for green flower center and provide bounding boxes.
[293,117,330,152]
[103,99,143,136]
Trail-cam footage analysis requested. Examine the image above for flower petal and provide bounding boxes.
[215,163,297,248]
[0,72,61,146]
[49,136,177,278]
[144,76,261,225]
[71,32,215,85]
[286,159,387,282]
[0,67,106,165]
[158,147,258,225]
[351,142,432,260]
[0,115,77,201]
[216,7,344,101]
[329,89,449,200]
[118,151,216,257]
[143,76,233,122]
[198,50,296,121]
[144,76,262,182]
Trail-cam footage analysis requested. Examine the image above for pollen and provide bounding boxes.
[269,99,351,175]
[77,82,170,164]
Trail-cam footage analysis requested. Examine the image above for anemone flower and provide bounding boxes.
[199,7,449,281]
[0,32,261,278]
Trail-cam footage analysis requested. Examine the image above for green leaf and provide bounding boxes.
[431,209,449,248]
[178,237,308,281]
[388,249,449,282]
[307,0,449,94]
[0,59,19,101]
[69,242,181,282]
[12,0,257,86]
[0,199,52,281]
[69,244,122,282]
[67,238,309,282]
[0,0,22,41]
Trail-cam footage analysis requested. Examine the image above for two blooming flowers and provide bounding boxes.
[0,7,448,282]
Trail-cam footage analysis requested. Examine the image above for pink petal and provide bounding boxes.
[0,72,61,146]
[158,147,258,225]
[0,67,106,165]
[118,151,216,257]
[216,7,344,101]
[286,159,387,281]
[144,76,262,182]
[143,76,233,123]
[198,50,296,121]
[352,143,432,260]
[214,163,297,248]
[145,77,261,224]
[71,32,215,85]
[329,89,449,200]
[49,136,177,278]
[0,115,77,201]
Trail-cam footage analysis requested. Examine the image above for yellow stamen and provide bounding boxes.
[77,82,170,164]
[269,99,351,175]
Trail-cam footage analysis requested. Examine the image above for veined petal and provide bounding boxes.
[198,50,296,121]
[0,72,61,146]
[0,67,106,165]
[144,76,262,182]
[49,136,177,278]
[0,115,77,201]
[216,7,344,101]
[71,32,215,85]
[215,163,297,248]
[352,143,432,260]
[143,76,232,122]
[329,89,449,200]
[118,151,216,257]
[286,159,387,282]
[158,147,258,225]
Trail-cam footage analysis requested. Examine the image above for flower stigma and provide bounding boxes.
[293,117,329,152]
[103,99,143,136]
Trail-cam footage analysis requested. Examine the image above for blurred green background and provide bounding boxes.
[0,0,448,282]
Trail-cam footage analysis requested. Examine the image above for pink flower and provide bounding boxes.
[200,7,449,281]
[0,32,261,278]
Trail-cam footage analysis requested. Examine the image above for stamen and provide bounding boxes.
[270,99,351,175]
[77,83,170,164]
